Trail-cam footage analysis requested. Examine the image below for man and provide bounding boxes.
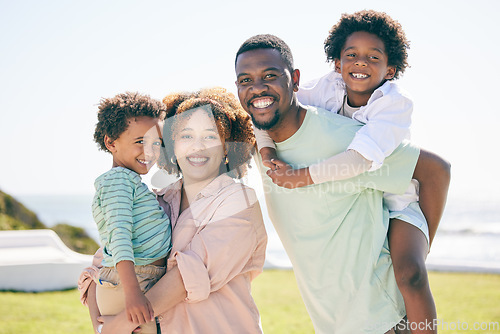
[234,34,450,334]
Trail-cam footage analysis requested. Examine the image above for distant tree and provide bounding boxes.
[51,223,99,255]
[0,190,99,255]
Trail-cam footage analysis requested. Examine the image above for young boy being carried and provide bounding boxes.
[92,92,172,334]
[255,10,448,334]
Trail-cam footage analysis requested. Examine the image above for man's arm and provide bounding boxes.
[412,149,451,246]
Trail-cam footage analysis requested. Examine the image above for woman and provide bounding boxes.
[79,87,267,334]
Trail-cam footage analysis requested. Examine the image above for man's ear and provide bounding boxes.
[292,69,300,92]
[104,135,117,152]
[385,66,396,80]
[334,59,341,73]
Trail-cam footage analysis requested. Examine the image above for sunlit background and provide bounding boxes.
[1,0,499,268]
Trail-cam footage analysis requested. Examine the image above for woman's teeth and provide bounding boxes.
[188,157,208,163]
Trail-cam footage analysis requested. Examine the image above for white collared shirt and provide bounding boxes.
[297,71,413,171]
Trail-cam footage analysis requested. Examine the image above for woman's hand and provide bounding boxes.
[97,313,139,334]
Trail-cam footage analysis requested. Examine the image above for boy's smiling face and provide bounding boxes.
[335,31,396,107]
[106,116,163,175]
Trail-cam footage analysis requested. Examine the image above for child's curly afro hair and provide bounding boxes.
[324,10,410,80]
[158,87,255,179]
[93,92,167,153]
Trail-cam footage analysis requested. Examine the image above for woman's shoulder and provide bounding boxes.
[223,181,258,202]
[212,178,259,216]
[154,178,183,200]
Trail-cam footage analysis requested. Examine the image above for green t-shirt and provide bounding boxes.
[256,106,419,334]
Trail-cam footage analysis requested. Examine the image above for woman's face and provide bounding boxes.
[173,109,225,184]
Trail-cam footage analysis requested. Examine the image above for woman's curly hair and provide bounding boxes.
[324,10,410,80]
[158,87,255,179]
[94,92,167,152]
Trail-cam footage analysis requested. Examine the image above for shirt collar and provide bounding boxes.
[198,174,235,199]
[368,80,392,103]
[155,173,235,200]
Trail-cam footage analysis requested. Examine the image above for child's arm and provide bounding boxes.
[99,170,154,325]
[296,70,345,112]
[412,149,451,246]
[348,83,413,171]
[116,260,154,325]
[254,126,279,170]
[268,81,412,189]
[267,149,372,188]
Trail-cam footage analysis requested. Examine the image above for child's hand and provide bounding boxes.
[260,147,279,171]
[125,289,154,325]
[266,159,314,189]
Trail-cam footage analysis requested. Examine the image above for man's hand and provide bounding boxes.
[266,159,314,189]
[260,147,279,171]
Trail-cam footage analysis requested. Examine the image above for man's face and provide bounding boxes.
[235,48,298,130]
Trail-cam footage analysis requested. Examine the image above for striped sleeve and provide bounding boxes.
[99,170,137,265]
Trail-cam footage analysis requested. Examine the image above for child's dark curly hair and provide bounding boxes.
[324,10,410,80]
[158,87,255,179]
[93,92,167,153]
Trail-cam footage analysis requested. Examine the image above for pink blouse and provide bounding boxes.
[78,174,267,333]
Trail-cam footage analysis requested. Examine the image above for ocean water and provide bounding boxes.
[16,193,500,271]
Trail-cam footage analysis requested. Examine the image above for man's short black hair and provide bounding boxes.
[235,34,294,72]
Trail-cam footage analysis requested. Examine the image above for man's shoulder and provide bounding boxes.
[303,105,358,126]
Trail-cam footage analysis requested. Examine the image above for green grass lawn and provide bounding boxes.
[0,271,499,334]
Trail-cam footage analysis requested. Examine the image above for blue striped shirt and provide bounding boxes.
[92,167,171,267]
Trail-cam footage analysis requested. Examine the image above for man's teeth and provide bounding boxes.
[352,73,368,79]
[138,159,150,164]
[188,157,208,163]
[252,99,273,109]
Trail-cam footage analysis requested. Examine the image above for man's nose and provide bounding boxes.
[250,78,268,94]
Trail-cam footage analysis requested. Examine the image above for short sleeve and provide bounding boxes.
[254,126,275,150]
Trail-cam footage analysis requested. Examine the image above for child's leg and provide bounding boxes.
[96,269,126,316]
[96,282,157,333]
[389,218,436,334]
[96,267,160,334]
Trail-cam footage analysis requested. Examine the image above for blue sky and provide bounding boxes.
[1,0,499,201]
